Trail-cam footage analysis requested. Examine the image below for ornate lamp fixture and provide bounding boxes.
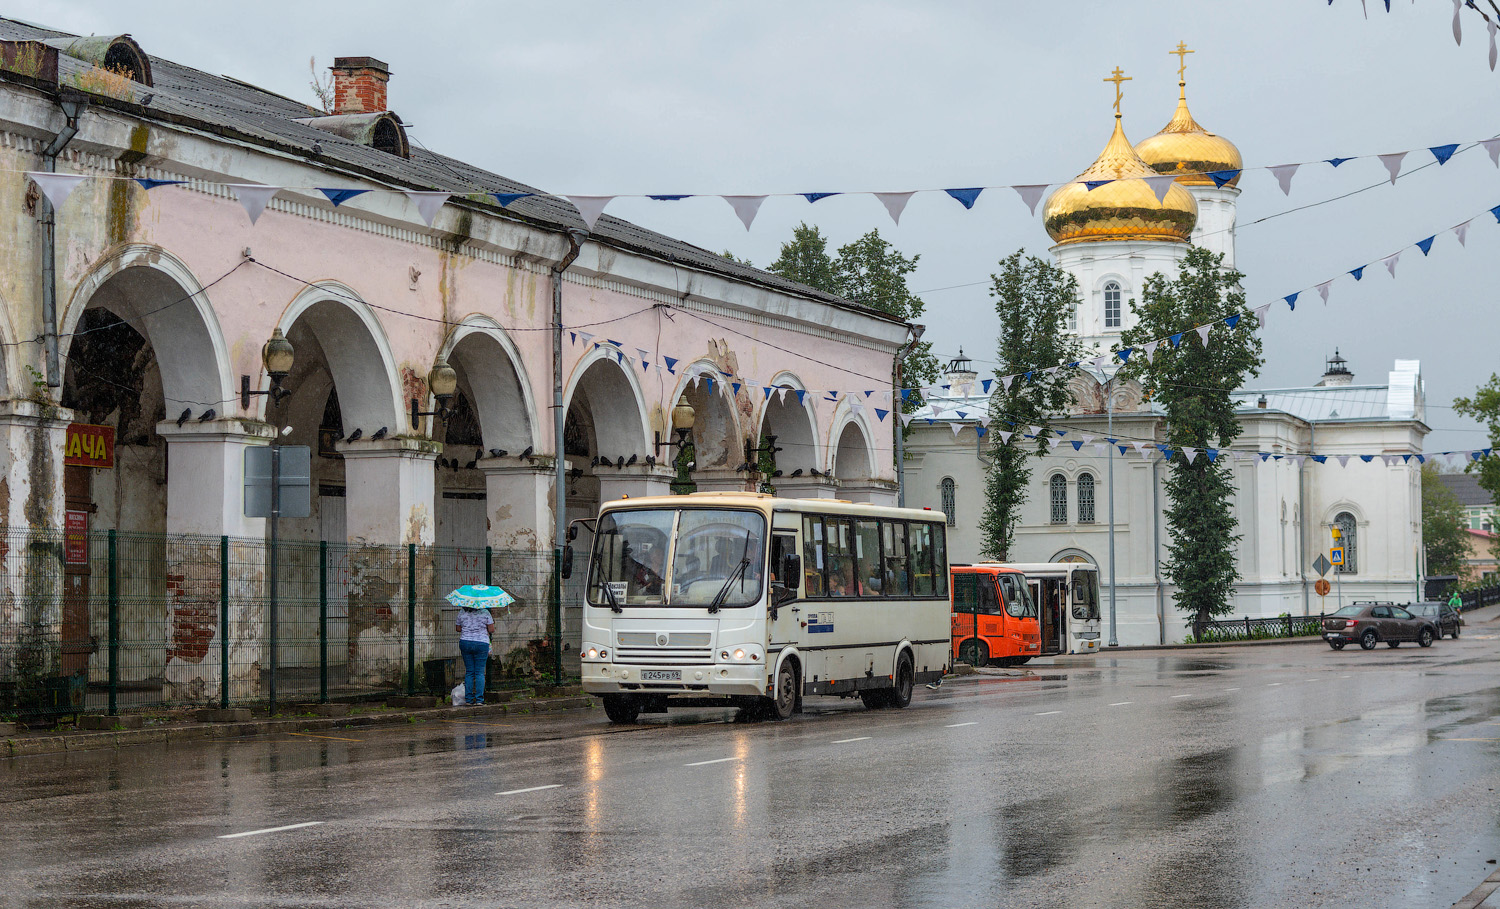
[240,327,295,410]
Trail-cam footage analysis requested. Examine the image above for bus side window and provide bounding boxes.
[977,576,1002,615]
[801,516,826,598]
[854,519,881,598]
[931,524,948,597]
[882,521,910,597]
[952,572,978,613]
[910,524,934,596]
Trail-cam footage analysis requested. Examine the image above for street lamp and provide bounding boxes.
[411,357,459,429]
[240,327,295,410]
[654,398,696,459]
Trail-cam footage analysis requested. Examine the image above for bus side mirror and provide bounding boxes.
[567,524,578,542]
[561,544,574,579]
[781,553,801,585]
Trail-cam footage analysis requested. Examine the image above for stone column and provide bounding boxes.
[481,462,553,645]
[686,467,753,494]
[157,421,273,703]
[597,465,676,503]
[339,439,439,688]
[773,476,841,500]
[837,479,901,507]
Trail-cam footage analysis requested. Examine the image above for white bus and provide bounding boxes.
[567,492,952,723]
[1001,562,1103,655]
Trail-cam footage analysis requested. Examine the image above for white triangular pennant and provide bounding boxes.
[1454,0,1464,45]
[1001,375,1014,392]
[1090,355,1109,369]
[1181,447,1198,464]
[950,422,963,437]
[1454,220,1471,246]
[1142,340,1160,363]
[1143,174,1175,204]
[1253,303,1271,328]
[1195,324,1212,347]
[899,412,915,428]
[1382,455,1399,466]
[1028,425,1043,437]
[778,387,788,403]
[403,190,450,226]
[998,431,1013,444]
[1316,281,1332,304]
[1336,455,1352,467]
[27,172,87,210]
[227,184,279,225]
[1132,441,1150,458]
[1013,184,1047,215]
[1269,163,1299,196]
[723,195,767,230]
[1490,18,1497,70]
[1092,442,1108,456]
[873,192,915,225]
[1383,251,1401,278]
[567,195,614,231]
[1378,152,1407,184]
[1484,138,1500,167]
[1080,433,1095,444]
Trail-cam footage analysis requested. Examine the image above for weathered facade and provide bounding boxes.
[0,21,908,702]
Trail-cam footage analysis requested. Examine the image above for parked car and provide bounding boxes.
[1322,603,1437,651]
[1407,601,1462,639]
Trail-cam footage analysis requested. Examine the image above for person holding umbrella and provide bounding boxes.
[447,584,514,706]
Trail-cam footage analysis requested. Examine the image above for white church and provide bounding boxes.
[905,61,1428,646]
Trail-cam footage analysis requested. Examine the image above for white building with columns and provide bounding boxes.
[906,68,1429,645]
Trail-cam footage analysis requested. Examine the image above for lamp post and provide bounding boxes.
[242,329,295,713]
[655,398,696,494]
[411,357,459,430]
[1090,365,1119,648]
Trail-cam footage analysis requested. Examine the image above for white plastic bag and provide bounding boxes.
[451,682,465,706]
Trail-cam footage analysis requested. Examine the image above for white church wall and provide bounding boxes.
[1186,185,1240,266]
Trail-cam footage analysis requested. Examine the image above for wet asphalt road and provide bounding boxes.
[3,627,1500,909]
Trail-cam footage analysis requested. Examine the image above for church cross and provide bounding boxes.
[1104,67,1131,116]
[1171,41,1194,83]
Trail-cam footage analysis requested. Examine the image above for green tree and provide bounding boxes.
[978,252,1086,560]
[1454,374,1500,561]
[767,223,837,293]
[1117,246,1262,628]
[831,229,938,394]
[1421,464,1470,578]
[720,250,753,267]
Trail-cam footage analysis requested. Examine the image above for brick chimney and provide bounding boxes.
[330,56,390,114]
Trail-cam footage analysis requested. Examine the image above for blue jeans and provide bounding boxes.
[459,639,490,705]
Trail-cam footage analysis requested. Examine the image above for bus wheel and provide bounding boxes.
[768,660,798,721]
[889,653,915,709]
[958,638,987,668]
[601,694,640,724]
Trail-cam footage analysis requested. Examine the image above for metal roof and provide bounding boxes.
[0,17,896,324]
[1439,472,1494,507]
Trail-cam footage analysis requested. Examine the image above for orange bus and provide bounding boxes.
[950,564,1041,667]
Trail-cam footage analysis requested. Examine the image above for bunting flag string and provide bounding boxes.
[14,130,1499,232]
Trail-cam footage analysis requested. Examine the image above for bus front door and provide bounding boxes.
[1033,578,1066,655]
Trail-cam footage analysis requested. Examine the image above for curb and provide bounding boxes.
[2,695,597,758]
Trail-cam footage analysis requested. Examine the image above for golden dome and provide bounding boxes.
[1134,87,1243,187]
[1043,116,1198,246]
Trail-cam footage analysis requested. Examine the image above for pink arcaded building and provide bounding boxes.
[0,22,912,701]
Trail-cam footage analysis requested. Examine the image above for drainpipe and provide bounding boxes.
[1153,455,1164,644]
[551,228,587,683]
[40,93,86,388]
[893,323,924,508]
[1300,423,1313,617]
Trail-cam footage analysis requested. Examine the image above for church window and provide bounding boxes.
[940,477,957,526]
[1334,512,1357,574]
[1077,473,1095,524]
[1049,474,1068,524]
[1104,282,1122,329]
[1068,302,1077,331]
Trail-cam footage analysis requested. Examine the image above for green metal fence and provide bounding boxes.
[0,527,578,725]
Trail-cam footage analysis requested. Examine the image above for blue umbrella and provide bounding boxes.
[446,584,515,610]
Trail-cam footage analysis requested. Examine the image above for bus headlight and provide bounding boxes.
[586,647,598,660]
[718,646,762,663]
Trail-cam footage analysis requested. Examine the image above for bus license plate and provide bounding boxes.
[641,670,681,681]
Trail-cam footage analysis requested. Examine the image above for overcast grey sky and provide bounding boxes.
[15,0,1498,452]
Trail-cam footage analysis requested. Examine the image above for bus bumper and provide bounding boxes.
[1073,637,1100,653]
[581,662,767,698]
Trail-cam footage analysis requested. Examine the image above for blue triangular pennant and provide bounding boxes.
[1117,348,1133,364]
[1490,204,1500,224]
[1311,455,1327,464]
[492,192,533,207]
[795,390,806,404]
[981,379,993,393]
[318,188,369,207]
[763,386,774,400]
[976,426,986,438]
[1207,169,1240,188]
[608,338,623,349]
[1083,180,1112,191]
[1259,452,1271,462]
[955,411,968,420]
[1430,143,1459,165]
[944,187,983,209]
[1224,314,1241,330]
[801,192,839,203]
[1349,266,1366,281]
[1326,157,1351,168]
[1169,332,1184,348]
[1118,445,1129,456]
[1205,449,1220,462]
[1417,235,1435,255]
[1360,455,1375,462]
[731,382,742,397]
[1023,371,1033,382]
[900,389,912,402]
[875,408,889,422]
[569,331,577,345]
[702,377,713,394]
[134,178,185,190]
[647,194,692,201]
[1071,440,1084,451]
[663,356,678,374]
[1284,292,1299,310]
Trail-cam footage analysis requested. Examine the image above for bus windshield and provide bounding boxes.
[588,508,766,608]
[997,573,1037,618]
[1071,569,1101,621]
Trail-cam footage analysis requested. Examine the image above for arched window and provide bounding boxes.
[940,477,957,527]
[1068,302,1078,331]
[1104,281,1122,329]
[1334,512,1357,574]
[1077,473,1096,524]
[1049,474,1068,524]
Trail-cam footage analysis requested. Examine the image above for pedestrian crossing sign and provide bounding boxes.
[1330,546,1344,566]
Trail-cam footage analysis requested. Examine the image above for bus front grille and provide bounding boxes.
[615,646,714,665]
[617,632,712,647]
